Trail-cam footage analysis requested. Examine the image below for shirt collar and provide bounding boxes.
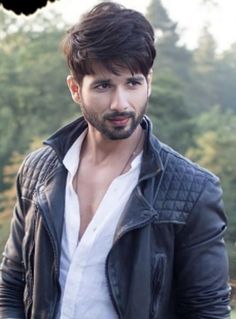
[63,129,87,176]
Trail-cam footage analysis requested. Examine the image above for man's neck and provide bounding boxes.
[81,125,144,166]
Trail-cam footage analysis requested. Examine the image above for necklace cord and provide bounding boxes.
[119,129,144,176]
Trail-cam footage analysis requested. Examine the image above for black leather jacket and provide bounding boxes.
[0,116,231,319]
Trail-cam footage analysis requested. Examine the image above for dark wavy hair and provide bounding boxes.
[62,2,156,83]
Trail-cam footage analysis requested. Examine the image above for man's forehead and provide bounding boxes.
[87,61,144,79]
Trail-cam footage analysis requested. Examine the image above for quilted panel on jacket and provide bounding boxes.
[153,148,217,223]
[19,146,61,200]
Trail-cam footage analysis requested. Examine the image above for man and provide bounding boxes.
[0,2,231,318]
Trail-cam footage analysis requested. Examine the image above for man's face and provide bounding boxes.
[68,63,152,140]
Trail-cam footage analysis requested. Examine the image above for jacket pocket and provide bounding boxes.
[150,253,166,319]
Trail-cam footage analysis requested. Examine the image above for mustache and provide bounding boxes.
[103,111,135,120]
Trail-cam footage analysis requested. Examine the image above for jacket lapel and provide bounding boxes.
[36,165,67,251]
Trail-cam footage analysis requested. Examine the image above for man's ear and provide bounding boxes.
[67,75,81,104]
[147,69,153,97]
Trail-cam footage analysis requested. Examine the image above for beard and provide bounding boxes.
[80,100,148,140]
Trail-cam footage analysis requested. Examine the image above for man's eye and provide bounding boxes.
[128,79,142,86]
[95,83,111,90]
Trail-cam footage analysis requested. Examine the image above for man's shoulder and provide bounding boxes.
[158,141,218,184]
[151,140,220,223]
[18,146,60,195]
[22,145,59,173]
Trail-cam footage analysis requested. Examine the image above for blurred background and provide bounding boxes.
[0,0,235,314]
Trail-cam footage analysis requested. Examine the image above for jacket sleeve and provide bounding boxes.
[0,170,26,319]
[174,177,231,319]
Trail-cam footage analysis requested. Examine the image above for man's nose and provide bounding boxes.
[110,88,129,112]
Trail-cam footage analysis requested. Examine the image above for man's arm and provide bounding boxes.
[174,177,231,318]
[0,172,26,319]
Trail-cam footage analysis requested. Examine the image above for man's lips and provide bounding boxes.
[108,117,130,126]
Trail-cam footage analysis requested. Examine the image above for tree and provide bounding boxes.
[148,71,195,153]
[189,25,218,112]
[146,0,177,36]
[214,43,236,113]
[146,0,192,80]
[146,0,196,153]
[0,9,78,190]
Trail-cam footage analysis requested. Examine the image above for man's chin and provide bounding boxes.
[101,127,134,140]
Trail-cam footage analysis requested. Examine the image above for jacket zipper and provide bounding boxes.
[105,187,156,319]
[35,203,60,319]
[150,255,165,318]
[106,214,155,319]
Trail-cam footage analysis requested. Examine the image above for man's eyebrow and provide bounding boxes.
[90,79,111,86]
[90,75,145,86]
[127,75,145,82]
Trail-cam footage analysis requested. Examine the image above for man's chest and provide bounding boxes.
[73,167,118,239]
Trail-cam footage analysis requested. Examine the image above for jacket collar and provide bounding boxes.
[44,115,164,180]
[139,116,163,180]
[43,116,88,162]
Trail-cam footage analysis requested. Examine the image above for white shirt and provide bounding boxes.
[57,130,142,319]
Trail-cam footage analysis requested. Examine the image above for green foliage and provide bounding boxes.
[214,44,236,113]
[146,0,177,35]
[0,9,78,190]
[148,71,195,153]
